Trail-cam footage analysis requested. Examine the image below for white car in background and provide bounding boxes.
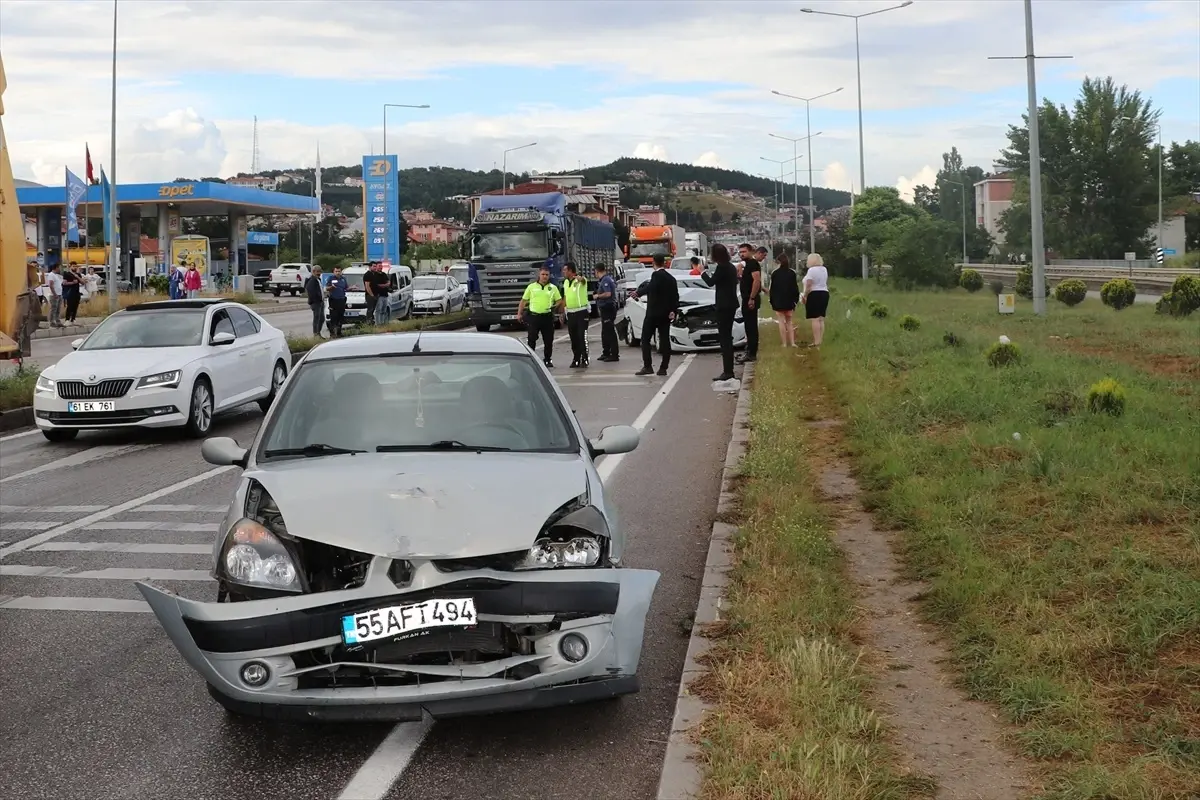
[33,299,291,443]
[618,277,747,352]
[267,263,312,297]
[411,274,467,315]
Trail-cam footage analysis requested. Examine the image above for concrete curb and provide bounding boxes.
[30,299,309,341]
[656,362,755,800]
[0,405,35,433]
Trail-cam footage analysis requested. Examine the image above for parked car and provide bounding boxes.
[329,264,413,325]
[619,277,747,352]
[252,268,274,293]
[136,331,657,721]
[410,274,467,315]
[267,263,311,297]
[33,299,290,442]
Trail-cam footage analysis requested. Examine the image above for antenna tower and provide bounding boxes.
[251,116,261,173]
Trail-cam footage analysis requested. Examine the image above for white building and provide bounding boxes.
[974,173,1014,243]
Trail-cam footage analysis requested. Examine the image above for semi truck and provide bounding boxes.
[466,192,617,331]
[1,52,38,361]
[684,231,708,259]
[625,224,685,265]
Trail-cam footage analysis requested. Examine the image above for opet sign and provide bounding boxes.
[158,184,196,198]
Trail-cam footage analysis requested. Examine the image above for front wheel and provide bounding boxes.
[258,360,287,414]
[475,323,491,332]
[272,288,281,297]
[43,428,79,443]
[185,378,214,438]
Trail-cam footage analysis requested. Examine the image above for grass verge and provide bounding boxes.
[695,337,928,799]
[73,290,264,319]
[820,282,1199,798]
[286,310,471,353]
[0,367,39,412]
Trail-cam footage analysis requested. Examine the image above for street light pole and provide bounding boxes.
[772,88,841,252]
[381,103,430,262]
[942,179,967,264]
[769,133,821,246]
[107,0,119,313]
[502,142,538,196]
[801,1,912,278]
[760,156,800,239]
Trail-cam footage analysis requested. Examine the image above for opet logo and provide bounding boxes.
[366,159,391,177]
[158,184,195,198]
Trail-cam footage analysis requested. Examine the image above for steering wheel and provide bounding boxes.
[460,420,527,439]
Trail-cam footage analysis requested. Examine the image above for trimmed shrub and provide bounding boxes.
[959,268,984,293]
[1100,278,1137,311]
[1155,275,1200,317]
[146,273,169,295]
[1042,389,1080,419]
[899,314,921,331]
[986,341,1021,367]
[869,302,889,319]
[1015,265,1050,300]
[848,294,868,306]
[1086,377,1126,417]
[943,331,961,347]
[989,279,1005,296]
[1052,279,1088,307]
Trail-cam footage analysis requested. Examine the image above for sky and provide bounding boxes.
[2,0,1198,203]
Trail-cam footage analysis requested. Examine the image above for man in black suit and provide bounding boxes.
[636,254,679,377]
[702,243,739,381]
[736,243,762,363]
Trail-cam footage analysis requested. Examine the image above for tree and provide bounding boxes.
[876,214,960,288]
[710,209,723,226]
[814,205,858,278]
[913,184,940,215]
[998,77,1158,258]
[849,186,921,262]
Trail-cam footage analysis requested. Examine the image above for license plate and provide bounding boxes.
[697,336,718,345]
[501,314,518,321]
[341,597,477,645]
[346,309,361,316]
[67,401,115,413]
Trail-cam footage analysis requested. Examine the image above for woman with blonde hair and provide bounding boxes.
[768,252,799,346]
[800,252,830,348]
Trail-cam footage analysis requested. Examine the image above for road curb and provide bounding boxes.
[0,405,35,433]
[655,362,754,800]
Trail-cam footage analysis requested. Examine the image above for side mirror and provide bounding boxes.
[211,331,236,346]
[70,338,84,350]
[201,437,249,467]
[589,424,640,456]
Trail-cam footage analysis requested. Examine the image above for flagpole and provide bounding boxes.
[84,147,91,274]
[106,0,119,313]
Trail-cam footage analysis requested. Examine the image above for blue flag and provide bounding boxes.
[65,168,87,244]
[100,168,113,246]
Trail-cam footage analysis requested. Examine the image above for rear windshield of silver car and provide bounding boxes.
[258,353,579,458]
[80,309,205,350]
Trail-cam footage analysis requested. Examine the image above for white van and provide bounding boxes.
[329,264,413,325]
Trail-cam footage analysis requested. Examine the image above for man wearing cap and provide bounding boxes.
[562,262,590,368]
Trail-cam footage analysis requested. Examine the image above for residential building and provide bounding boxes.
[343,177,364,188]
[228,175,279,192]
[404,210,467,244]
[636,205,666,226]
[677,181,705,192]
[974,173,1014,243]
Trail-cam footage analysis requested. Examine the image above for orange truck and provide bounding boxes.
[624,224,685,265]
[1,51,39,360]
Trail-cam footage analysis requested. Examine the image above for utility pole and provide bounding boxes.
[107,0,119,313]
[382,103,430,262]
[771,88,842,252]
[769,132,821,248]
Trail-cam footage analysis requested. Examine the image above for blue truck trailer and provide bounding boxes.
[467,192,617,331]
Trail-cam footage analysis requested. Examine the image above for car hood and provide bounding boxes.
[49,347,200,379]
[412,289,445,302]
[244,452,589,559]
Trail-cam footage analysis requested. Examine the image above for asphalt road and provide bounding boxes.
[0,321,739,800]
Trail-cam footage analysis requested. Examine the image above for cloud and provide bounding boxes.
[896,166,938,203]
[693,151,722,168]
[633,143,669,161]
[822,162,851,193]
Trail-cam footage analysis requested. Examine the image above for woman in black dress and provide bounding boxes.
[768,253,799,347]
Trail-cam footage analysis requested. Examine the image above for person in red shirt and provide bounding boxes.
[688,256,702,275]
[184,264,202,298]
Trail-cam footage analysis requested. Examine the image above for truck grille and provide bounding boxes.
[56,379,134,400]
[477,264,539,312]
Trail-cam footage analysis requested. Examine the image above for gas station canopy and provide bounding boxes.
[17,180,319,218]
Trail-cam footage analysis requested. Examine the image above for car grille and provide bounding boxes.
[56,379,134,400]
[433,551,526,573]
[39,408,171,426]
[683,307,719,333]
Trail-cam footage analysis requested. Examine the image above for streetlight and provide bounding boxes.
[760,155,801,237]
[382,103,431,262]
[772,88,842,253]
[502,142,538,195]
[1120,114,1163,254]
[107,0,119,313]
[769,132,821,248]
[940,178,967,265]
[801,1,912,278]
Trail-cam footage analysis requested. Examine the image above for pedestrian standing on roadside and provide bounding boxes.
[305,266,324,337]
[768,252,799,347]
[562,262,590,368]
[636,253,679,377]
[62,262,81,323]
[517,267,563,368]
[184,263,202,298]
[594,263,619,362]
[326,265,348,337]
[800,252,830,348]
[45,263,64,328]
[702,243,738,381]
[363,261,380,322]
[736,243,762,363]
[365,262,392,325]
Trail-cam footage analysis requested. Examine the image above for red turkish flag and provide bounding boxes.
[85,145,95,184]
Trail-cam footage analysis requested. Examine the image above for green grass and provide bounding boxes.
[285,310,470,353]
[0,367,38,412]
[818,281,1200,798]
[669,190,760,221]
[696,342,931,800]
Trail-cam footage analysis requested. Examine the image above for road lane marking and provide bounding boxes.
[0,465,235,559]
[31,541,212,555]
[0,565,210,581]
[338,352,695,800]
[1,521,61,531]
[136,504,227,513]
[0,595,150,612]
[557,381,647,387]
[85,521,216,532]
[0,505,110,513]
[0,429,40,443]
[0,444,157,485]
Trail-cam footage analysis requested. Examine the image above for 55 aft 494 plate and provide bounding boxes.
[341,597,477,645]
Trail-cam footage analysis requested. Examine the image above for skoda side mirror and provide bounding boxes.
[211,331,236,346]
[70,338,84,350]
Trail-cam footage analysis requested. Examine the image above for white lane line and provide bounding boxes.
[136,504,227,513]
[0,428,41,443]
[0,595,150,613]
[0,465,235,559]
[0,521,61,531]
[338,352,695,800]
[0,444,156,485]
[0,505,110,513]
[85,521,216,532]
[31,541,212,555]
[557,381,647,388]
[0,565,210,581]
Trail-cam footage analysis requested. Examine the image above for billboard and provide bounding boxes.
[170,235,210,281]
[362,154,400,264]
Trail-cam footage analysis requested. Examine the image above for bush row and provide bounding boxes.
[965,267,1198,316]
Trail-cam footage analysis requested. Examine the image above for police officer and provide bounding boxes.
[517,267,564,368]
[562,262,590,368]
[594,263,619,362]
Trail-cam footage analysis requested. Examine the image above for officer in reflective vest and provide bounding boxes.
[562,262,590,368]
[517,267,564,368]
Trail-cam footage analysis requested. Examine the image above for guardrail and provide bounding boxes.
[961,263,1197,291]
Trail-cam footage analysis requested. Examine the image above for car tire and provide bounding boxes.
[184,378,214,438]
[475,323,490,332]
[623,321,639,347]
[43,429,79,443]
[272,288,281,297]
[258,359,288,414]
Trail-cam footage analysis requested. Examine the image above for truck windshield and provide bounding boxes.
[628,241,671,258]
[471,231,547,261]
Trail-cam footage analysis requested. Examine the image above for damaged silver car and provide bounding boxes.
[136,331,658,721]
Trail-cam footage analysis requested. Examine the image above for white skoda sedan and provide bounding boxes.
[33,299,291,442]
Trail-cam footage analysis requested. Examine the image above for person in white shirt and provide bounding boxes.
[800,252,830,348]
[45,263,64,328]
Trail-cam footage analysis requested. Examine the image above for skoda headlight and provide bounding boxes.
[35,373,56,394]
[219,518,302,592]
[137,369,182,389]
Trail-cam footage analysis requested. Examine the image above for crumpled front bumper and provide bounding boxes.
[136,563,659,722]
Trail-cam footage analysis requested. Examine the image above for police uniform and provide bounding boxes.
[521,280,562,366]
[563,275,590,367]
[595,272,619,360]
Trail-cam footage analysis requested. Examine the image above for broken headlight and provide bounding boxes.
[218,518,303,592]
[515,493,609,570]
[519,537,602,569]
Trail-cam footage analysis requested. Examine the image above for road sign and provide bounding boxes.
[1124,252,1137,262]
[998,293,1015,315]
[1155,247,1165,265]
[1162,248,1177,256]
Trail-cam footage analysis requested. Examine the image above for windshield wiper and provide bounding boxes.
[376,440,512,453]
[264,443,366,458]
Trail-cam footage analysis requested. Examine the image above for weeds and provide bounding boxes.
[0,365,38,412]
